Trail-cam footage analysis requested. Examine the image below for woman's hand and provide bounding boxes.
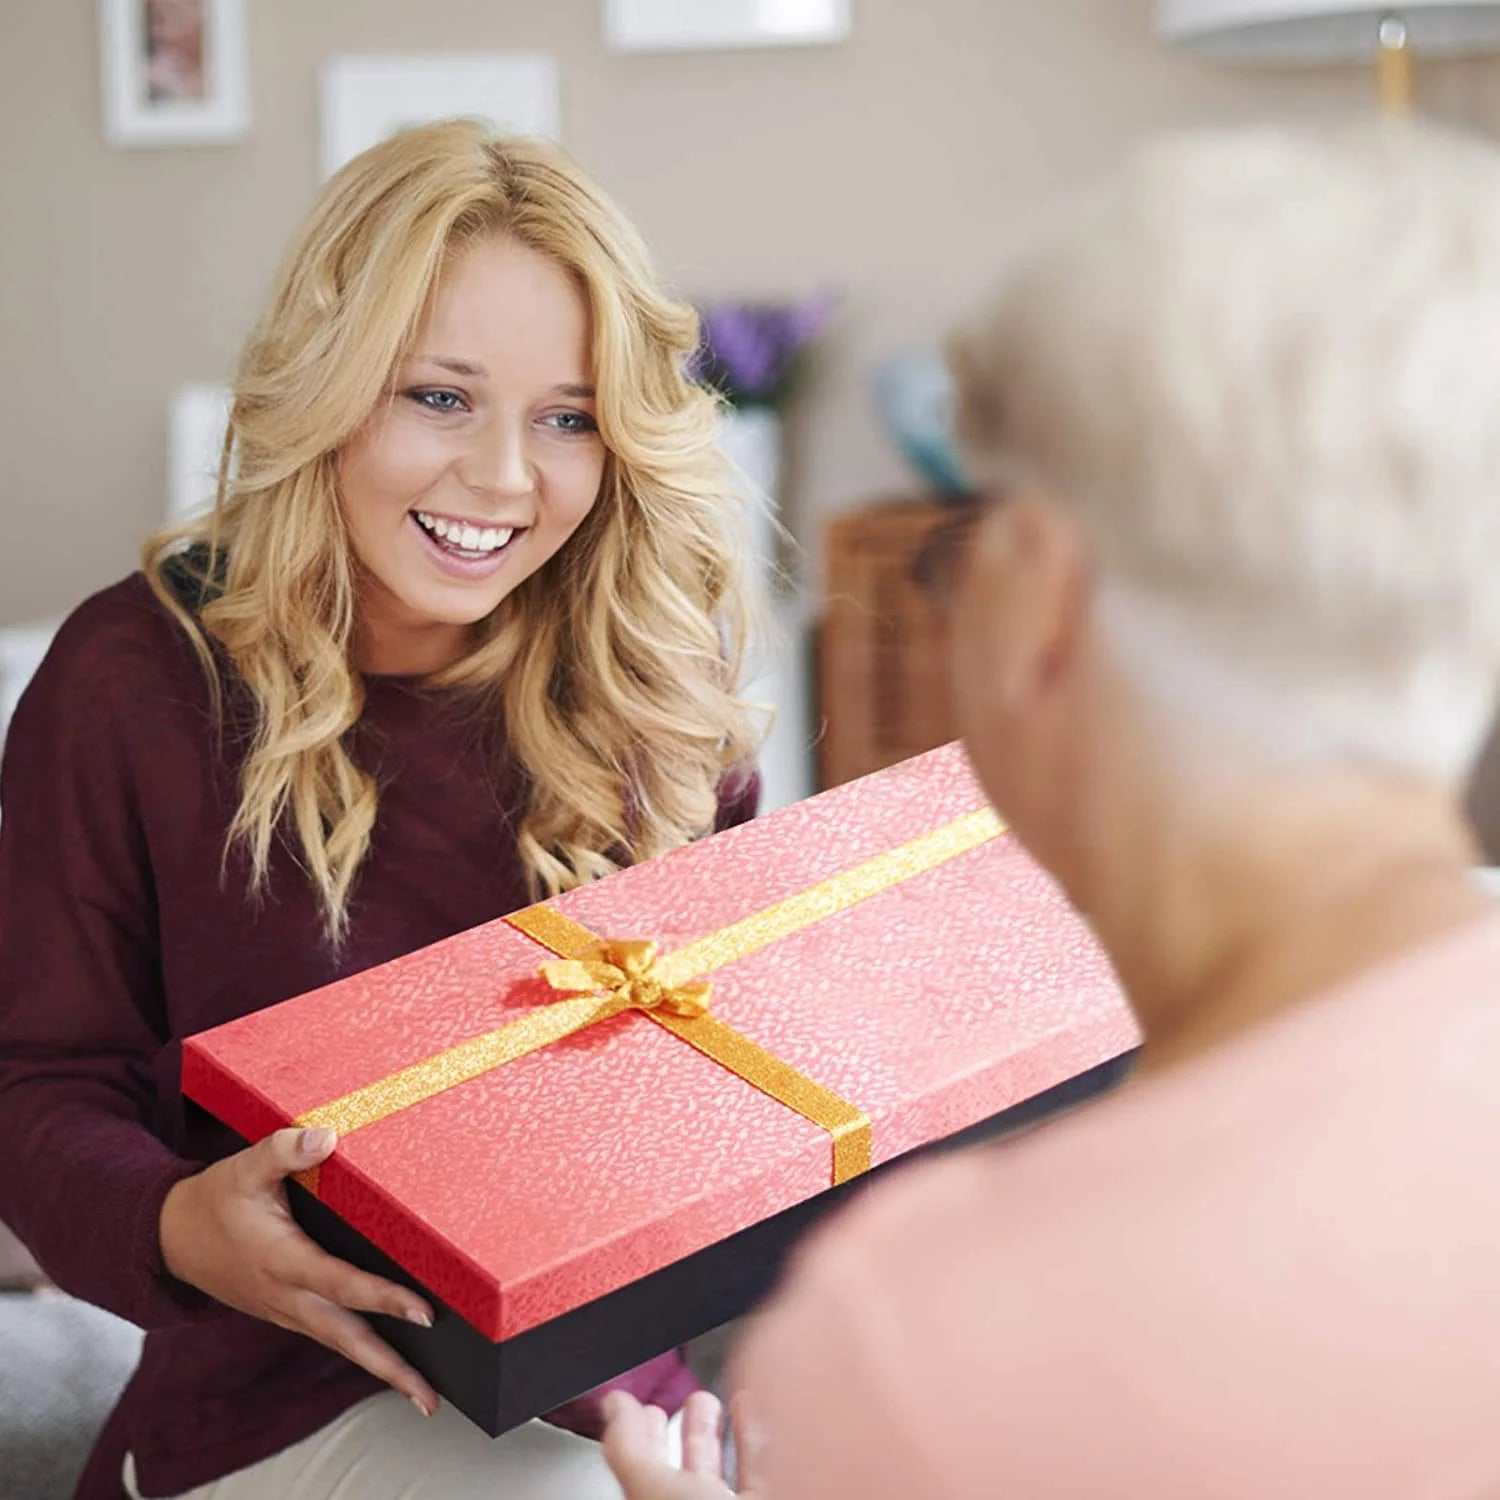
[603,1390,769,1500]
[159,1126,440,1416]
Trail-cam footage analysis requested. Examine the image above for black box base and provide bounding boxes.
[285,1050,1135,1437]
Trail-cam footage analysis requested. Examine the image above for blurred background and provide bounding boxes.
[8,0,1500,1491]
[14,0,1500,816]
[9,0,1500,819]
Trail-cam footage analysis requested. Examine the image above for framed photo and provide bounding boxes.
[98,0,249,148]
[320,54,561,180]
[604,0,851,52]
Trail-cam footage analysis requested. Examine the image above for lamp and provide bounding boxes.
[1158,2,1500,110]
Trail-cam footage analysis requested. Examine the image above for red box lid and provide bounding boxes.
[183,743,1138,1341]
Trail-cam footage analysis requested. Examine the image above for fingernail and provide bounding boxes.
[406,1307,433,1329]
[299,1127,335,1156]
[410,1394,433,1418]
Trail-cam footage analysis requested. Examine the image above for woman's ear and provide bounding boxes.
[961,494,1091,718]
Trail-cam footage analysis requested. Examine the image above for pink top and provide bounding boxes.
[738,912,1500,1498]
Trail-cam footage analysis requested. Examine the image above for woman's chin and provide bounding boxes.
[420,590,505,626]
[370,577,508,643]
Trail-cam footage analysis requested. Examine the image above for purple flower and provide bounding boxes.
[690,291,836,408]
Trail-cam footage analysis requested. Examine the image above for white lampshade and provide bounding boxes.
[1158,1,1500,60]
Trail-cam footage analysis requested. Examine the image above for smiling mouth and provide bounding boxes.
[410,509,525,559]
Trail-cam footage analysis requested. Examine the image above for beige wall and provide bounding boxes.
[4,0,1499,626]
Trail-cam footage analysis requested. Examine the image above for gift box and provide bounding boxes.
[183,742,1139,1435]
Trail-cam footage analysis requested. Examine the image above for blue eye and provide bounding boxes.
[407,388,467,414]
[545,410,599,435]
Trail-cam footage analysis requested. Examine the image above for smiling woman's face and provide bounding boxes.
[338,233,606,676]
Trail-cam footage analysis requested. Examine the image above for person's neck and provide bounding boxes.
[1078,769,1491,1074]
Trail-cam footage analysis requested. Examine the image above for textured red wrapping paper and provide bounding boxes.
[183,743,1139,1343]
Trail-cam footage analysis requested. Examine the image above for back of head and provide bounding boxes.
[952,121,1500,782]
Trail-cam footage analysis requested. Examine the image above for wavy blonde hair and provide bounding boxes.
[144,120,764,942]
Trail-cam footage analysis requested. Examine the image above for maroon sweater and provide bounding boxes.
[0,573,758,1499]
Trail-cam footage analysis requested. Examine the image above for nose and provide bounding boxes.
[458,414,535,501]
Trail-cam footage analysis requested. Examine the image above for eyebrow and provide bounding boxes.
[409,355,595,398]
[416,356,487,377]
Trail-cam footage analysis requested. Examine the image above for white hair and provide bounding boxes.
[952,121,1500,782]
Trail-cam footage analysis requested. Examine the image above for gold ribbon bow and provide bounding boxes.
[294,805,1005,1194]
[506,904,875,1185]
[540,940,713,1020]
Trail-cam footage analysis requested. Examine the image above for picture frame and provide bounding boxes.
[98,0,249,148]
[604,0,851,53]
[319,54,561,180]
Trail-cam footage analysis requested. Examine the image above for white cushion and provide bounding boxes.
[0,621,59,746]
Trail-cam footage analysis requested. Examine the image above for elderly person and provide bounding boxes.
[602,121,1500,1498]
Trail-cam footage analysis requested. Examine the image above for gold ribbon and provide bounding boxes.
[510,915,874,1186]
[295,806,1004,1192]
[538,939,713,1020]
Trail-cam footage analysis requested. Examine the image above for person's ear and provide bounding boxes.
[964,494,1091,715]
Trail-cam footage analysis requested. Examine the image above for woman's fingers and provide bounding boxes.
[276,1234,432,1327]
[680,1391,725,1478]
[603,1392,671,1462]
[604,1392,743,1499]
[164,1130,436,1419]
[290,1292,439,1416]
[602,1392,668,1470]
[237,1125,337,1191]
[645,1401,670,1452]
[728,1392,769,1495]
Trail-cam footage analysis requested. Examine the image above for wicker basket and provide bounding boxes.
[818,499,956,789]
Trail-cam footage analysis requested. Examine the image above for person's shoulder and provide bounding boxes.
[811,922,1500,1283]
[51,571,176,651]
[747,956,1500,1494]
[32,571,207,709]
[733,1093,1227,1498]
[744,1079,1195,1404]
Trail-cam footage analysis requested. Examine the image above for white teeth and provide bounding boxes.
[414,512,518,553]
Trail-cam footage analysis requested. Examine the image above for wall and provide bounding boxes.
[4,0,1499,625]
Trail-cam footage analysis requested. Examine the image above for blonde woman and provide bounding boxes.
[605,122,1500,1498]
[0,121,761,1500]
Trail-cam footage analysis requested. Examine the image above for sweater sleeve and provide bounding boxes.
[714,764,762,832]
[0,610,216,1329]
